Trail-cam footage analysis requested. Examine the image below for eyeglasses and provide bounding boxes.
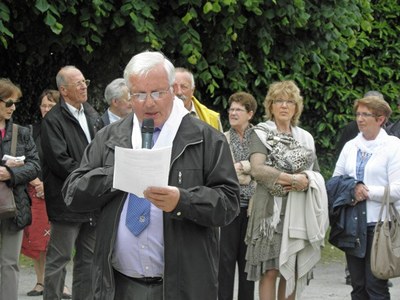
[355,112,377,118]
[272,99,296,106]
[227,108,247,113]
[64,79,90,88]
[130,88,171,101]
[0,98,19,108]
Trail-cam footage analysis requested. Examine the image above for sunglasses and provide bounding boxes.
[0,98,19,107]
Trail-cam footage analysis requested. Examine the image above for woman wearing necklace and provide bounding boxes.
[245,80,328,300]
[332,95,400,299]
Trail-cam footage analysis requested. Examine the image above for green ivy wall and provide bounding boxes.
[1,0,399,177]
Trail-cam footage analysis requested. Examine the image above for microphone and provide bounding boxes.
[141,118,154,149]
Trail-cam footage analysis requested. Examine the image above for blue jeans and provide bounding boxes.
[346,225,390,300]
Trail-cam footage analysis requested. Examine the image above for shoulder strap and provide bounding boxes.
[11,124,18,156]
[224,130,235,161]
[224,130,230,143]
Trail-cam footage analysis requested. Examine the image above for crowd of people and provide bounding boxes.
[0,50,399,300]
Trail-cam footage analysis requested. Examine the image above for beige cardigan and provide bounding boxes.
[279,170,329,298]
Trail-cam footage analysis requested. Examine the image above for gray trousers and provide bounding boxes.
[0,218,23,300]
[43,221,96,300]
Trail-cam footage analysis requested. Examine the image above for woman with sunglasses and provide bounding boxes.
[0,78,40,300]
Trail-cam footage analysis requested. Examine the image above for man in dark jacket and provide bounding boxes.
[41,66,99,300]
[62,51,240,300]
[386,98,400,138]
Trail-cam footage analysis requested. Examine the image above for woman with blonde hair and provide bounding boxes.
[245,80,328,300]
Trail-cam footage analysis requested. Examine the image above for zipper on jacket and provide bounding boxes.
[106,194,126,292]
[170,140,203,168]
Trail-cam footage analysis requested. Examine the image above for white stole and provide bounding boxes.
[131,97,189,150]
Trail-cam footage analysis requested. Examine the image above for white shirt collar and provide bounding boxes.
[65,101,84,116]
[108,109,121,124]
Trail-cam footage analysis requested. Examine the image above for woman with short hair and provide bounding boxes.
[0,78,40,300]
[219,91,257,300]
[331,95,400,299]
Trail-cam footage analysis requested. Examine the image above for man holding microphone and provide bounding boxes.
[62,51,240,300]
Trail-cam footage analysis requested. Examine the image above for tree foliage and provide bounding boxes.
[1,0,399,175]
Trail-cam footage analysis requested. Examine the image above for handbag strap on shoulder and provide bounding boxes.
[11,124,18,157]
[378,185,390,221]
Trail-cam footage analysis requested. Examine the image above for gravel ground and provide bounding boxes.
[246,259,400,300]
[18,261,72,300]
[17,257,400,299]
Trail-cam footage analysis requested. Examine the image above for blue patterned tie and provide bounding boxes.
[125,193,151,236]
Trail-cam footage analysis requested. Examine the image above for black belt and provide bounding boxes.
[115,270,163,285]
[131,277,163,285]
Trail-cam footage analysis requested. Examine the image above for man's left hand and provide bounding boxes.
[144,186,180,212]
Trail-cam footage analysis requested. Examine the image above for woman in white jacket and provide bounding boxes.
[333,95,400,300]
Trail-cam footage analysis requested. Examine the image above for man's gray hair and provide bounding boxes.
[104,78,127,105]
[175,67,195,89]
[56,65,78,89]
[364,90,384,99]
[123,51,175,90]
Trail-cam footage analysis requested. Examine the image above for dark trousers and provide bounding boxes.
[113,270,163,300]
[218,207,254,300]
[346,225,390,300]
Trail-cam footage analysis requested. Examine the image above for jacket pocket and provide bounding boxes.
[171,168,203,188]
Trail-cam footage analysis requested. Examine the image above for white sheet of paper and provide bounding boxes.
[2,154,25,161]
[113,146,172,197]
